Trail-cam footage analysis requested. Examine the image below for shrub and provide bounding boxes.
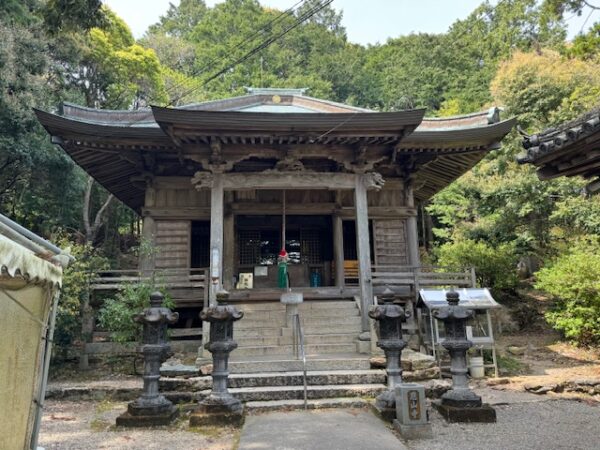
[98,278,173,344]
[535,240,600,346]
[54,241,109,358]
[436,238,518,290]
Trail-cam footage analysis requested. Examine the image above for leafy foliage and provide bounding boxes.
[98,279,173,344]
[54,240,108,355]
[436,239,519,290]
[535,239,600,346]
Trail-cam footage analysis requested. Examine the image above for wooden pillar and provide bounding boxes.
[333,213,345,289]
[354,174,373,333]
[223,192,235,290]
[139,215,156,274]
[209,173,224,305]
[404,181,420,267]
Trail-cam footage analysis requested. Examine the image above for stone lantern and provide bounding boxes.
[368,289,411,421]
[432,290,496,422]
[190,290,245,427]
[116,291,179,427]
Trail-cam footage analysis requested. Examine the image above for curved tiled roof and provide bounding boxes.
[519,107,600,193]
[34,91,514,209]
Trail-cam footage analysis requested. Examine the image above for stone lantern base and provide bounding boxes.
[116,401,179,427]
[432,400,496,423]
[189,397,244,427]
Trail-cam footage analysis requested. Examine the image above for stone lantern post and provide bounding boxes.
[190,290,245,426]
[116,291,179,427]
[368,290,411,421]
[432,290,496,422]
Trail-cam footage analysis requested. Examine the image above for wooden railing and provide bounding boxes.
[344,263,476,291]
[91,268,209,307]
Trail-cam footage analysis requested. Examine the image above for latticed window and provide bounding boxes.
[238,230,261,265]
[300,229,321,264]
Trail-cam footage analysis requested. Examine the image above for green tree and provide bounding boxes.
[535,239,600,346]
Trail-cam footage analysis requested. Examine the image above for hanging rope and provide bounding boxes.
[282,189,286,249]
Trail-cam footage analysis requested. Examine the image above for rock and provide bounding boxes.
[403,366,440,382]
[424,379,451,399]
[160,363,199,378]
[200,363,213,375]
[525,384,559,395]
[487,377,511,386]
[404,349,436,370]
[507,346,526,356]
[370,357,386,369]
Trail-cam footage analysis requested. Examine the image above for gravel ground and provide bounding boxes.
[39,392,600,450]
[407,397,600,450]
[39,400,236,450]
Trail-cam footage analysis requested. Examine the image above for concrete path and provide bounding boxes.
[238,408,404,450]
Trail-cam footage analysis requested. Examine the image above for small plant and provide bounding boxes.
[436,238,519,291]
[54,239,109,359]
[98,276,174,345]
[535,238,600,346]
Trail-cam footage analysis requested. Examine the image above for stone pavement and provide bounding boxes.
[238,408,404,450]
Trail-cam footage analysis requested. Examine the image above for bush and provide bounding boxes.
[98,278,173,344]
[535,240,600,346]
[436,238,518,290]
[54,241,109,358]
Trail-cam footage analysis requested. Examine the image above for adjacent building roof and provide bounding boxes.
[35,88,515,209]
[519,107,600,193]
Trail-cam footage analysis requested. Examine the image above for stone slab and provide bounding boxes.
[393,419,433,440]
[238,409,406,450]
[189,409,245,427]
[115,407,178,427]
[432,400,496,423]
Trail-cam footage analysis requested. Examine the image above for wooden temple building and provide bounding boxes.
[35,88,514,361]
[519,107,600,194]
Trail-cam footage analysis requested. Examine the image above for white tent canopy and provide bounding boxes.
[0,218,67,450]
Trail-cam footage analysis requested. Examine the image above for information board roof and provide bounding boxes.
[419,288,500,310]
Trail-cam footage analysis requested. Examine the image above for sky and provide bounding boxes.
[103,0,597,44]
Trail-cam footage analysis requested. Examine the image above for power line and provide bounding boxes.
[176,0,334,103]
[126,0,332,125]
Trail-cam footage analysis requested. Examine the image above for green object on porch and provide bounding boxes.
[278,260,288,289]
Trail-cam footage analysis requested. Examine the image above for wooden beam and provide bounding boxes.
[223,192,235,290]
[209,173,224,305]
[354,173,373,333]
[333,212,345,289]
[404,181,421,267]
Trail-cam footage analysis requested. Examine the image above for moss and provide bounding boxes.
[496,354,528,376]
[90,418,112,432]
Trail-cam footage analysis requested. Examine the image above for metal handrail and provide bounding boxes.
[293,313,308,410]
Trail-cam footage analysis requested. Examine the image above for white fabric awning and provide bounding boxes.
[0,234,63,288]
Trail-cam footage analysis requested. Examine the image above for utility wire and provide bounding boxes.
[125,0,331,125]
[164,0,308,107]
[175,0,334,103]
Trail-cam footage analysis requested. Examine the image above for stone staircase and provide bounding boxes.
[232,299,363,361]
[154,299,442,411]
[158,369,388,412]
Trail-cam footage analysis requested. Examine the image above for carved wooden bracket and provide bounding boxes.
[363,172,385,191]
[191,171,214,190]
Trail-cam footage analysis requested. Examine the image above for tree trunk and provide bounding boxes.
[83,176,114,245]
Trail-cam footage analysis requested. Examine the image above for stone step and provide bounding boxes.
[303,324,361,334]
[241,308,360,320]
[244,397,370,412]
[234,343,357,357]
[238,333,357,347]
[160,370,386,391]
[229,383,386,402]
[237,301,356,312]
[236,328,282,338]
[236,317,361,331]
[301,316,362,326]
[229,356,371,373]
